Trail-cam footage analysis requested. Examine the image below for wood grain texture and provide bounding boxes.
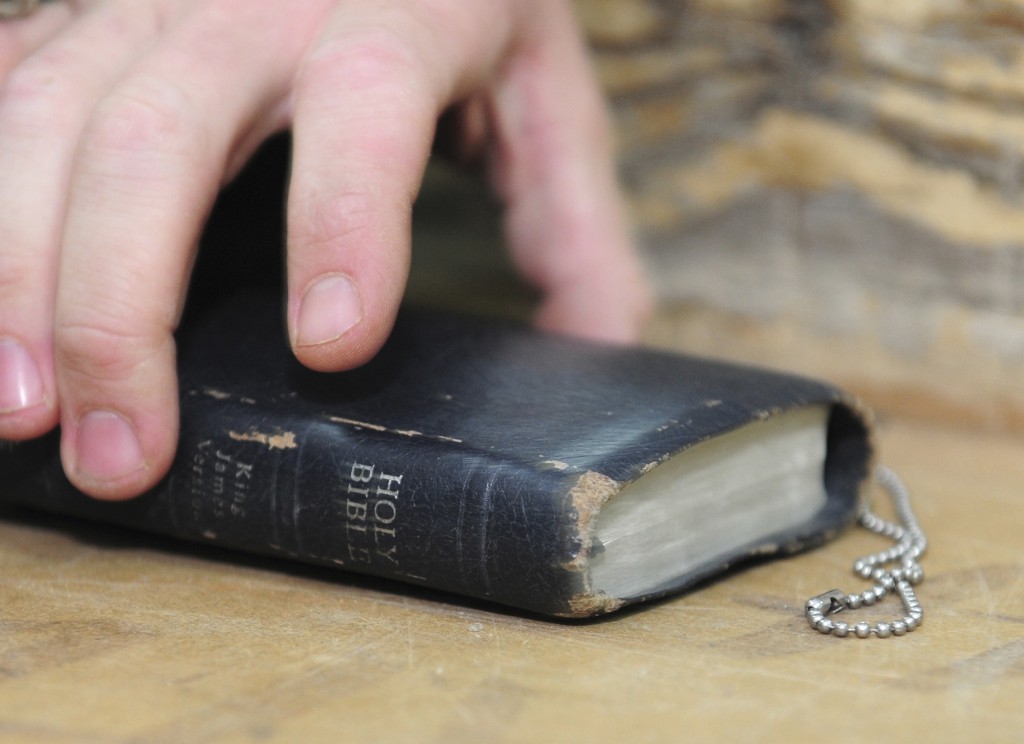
[1,417,1021,742]
[573,0,1024,429]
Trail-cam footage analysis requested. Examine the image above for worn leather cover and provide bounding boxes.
[1,292,872,617]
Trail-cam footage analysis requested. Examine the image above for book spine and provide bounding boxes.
[4,395,592,617]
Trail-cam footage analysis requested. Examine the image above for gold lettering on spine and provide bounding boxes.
[342,462,402,568]
[185,441,253,526]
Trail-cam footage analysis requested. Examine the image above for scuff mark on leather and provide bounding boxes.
[327,416,463,444]
[560,471,627,617]
[228,429,298,450]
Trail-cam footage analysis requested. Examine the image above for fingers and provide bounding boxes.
[287,0,649,364]
[487,1,652,343]
[50,2,316,499]
[0,3,161,440]
[0,0,79,79]
[1,0,646,505]
[286,2,509,371]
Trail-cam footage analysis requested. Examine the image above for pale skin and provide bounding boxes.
[0,0,651,500]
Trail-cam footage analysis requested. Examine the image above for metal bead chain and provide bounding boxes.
[805,465,927,638]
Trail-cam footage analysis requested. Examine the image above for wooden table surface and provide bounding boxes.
[1,414,1021,743]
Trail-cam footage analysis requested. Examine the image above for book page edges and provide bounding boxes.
[557,397,874,619]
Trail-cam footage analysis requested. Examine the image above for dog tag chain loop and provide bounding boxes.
[805,465,926,638]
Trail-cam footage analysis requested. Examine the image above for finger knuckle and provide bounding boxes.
[291,191,378,253]
[0,253,38,304]
[54,313,165,385]
[0,55,78,137]
[83,76,201,162]
[302,27,423,97]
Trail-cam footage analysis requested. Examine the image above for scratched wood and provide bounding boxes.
[1,417,1022,743]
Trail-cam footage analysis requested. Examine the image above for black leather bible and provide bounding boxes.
[1,293,873,617]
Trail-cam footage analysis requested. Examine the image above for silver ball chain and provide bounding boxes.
[805,465,927,638]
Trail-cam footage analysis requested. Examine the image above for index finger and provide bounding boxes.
[285,1,514,372]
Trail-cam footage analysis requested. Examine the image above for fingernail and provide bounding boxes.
[0,339,45,414]
[75,410,145,482]
[295,274,362,346]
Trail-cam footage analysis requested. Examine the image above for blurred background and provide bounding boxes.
[578,0,1024,432]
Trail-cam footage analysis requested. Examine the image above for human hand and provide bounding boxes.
[0,0,651,500]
